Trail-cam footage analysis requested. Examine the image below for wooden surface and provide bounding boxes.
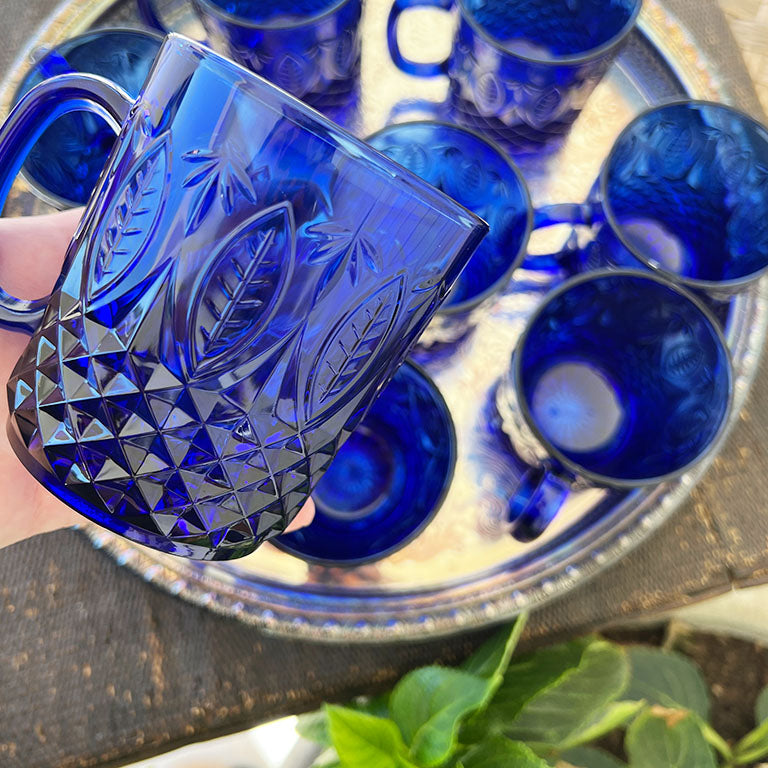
[721,0,768,109]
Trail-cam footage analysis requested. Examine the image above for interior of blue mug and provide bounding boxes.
[461,0,640,59]
[204,0,346,24]
[517,272,731,483]
[368,121,531,312]
[276,362,456,564]
[604,101,768,286]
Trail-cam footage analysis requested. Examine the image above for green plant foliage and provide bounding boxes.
[625,707,717,768]
[299,623,764,768]
[558,745,628,767]
[461,735,549,768]
[624,647,709,719]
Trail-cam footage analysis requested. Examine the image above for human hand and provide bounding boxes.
[0,210,314,550]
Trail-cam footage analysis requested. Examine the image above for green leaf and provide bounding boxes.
[624,647,709,719]
[488,638,592,724]
[390,666,491,766]
[625,707,717,768]
[559,700,645,750]
[462,614,528,682]
[461,735,549,768]
[558,746,627,768]
[756,685,768,723]
[504,641,630,749]
[734,717,768,764]
[466,636,594,745]
[326,705,414,768]
[298,710,331,745]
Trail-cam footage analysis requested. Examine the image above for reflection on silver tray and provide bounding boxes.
[1,0,766,641]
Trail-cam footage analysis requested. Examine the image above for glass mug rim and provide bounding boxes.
[599,98,768,292]
[14,26,165,212]
[455,0,643,67]
[366,119,533,316]
[512,267,734,489]
[151,37,482,224]
[192,0,359,30]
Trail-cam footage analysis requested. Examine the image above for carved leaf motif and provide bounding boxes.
[182,145,261,235]
[188,203,295,378]
[306,276,403,422]
[716,139,752,187]
[651,122,699,180]
[305,219,384,293]
[532,88,562,125]
[474,72,506,116]
[275,54,310,97]
[88,137,169,302]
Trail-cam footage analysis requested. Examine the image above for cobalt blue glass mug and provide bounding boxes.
[541,101,768,296]
[14,28,163,208]
[0,35,487,561]
[137,0,362,111]
[367,121,532,343]
[496,270,732,541]
[387,0,642,152]
[277,360,456,564]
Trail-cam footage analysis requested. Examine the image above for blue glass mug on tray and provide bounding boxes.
[14,28,162,208]
[387,0,642,152]
[495,269,732,541]
[0,35,487,560]
[277,360,456,564]
[137,0,362,111]
[541,101,768,296]
[368,120,532,344]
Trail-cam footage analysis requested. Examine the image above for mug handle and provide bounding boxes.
[521,202,597,271]
[137,0,170,34]
[508,466,569,542]
[0,73,133,334]
[533,203,595,229]
[387,0,454,77]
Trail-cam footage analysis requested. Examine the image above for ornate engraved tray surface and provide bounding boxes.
[2,0,766,641]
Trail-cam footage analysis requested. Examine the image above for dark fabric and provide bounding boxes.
[0,1,766,766]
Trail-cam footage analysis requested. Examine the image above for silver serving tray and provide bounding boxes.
[2,0,766,642]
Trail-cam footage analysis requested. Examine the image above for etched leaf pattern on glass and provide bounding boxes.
[187,202,295,378]
[306,275,404,423]
[182,143,264,234]
[88,136,169,303]
[305,218,384,291]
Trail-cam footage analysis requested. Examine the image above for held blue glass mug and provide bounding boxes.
[541,101,768,296]
[496,270,733,541]
[387,0,642,152]
[0,35,487,561]
[137,0,362,112]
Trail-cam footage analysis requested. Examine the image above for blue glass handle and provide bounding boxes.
[0,73,133,334]
[387,0,453,77]
[137,0,169,34]
[522,202,598,271]
[507,466,569,541]
[533,203,595,229]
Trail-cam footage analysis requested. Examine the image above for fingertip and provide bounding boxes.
[285,497,315,532]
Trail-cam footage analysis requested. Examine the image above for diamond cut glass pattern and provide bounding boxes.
[4,37,487,560]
